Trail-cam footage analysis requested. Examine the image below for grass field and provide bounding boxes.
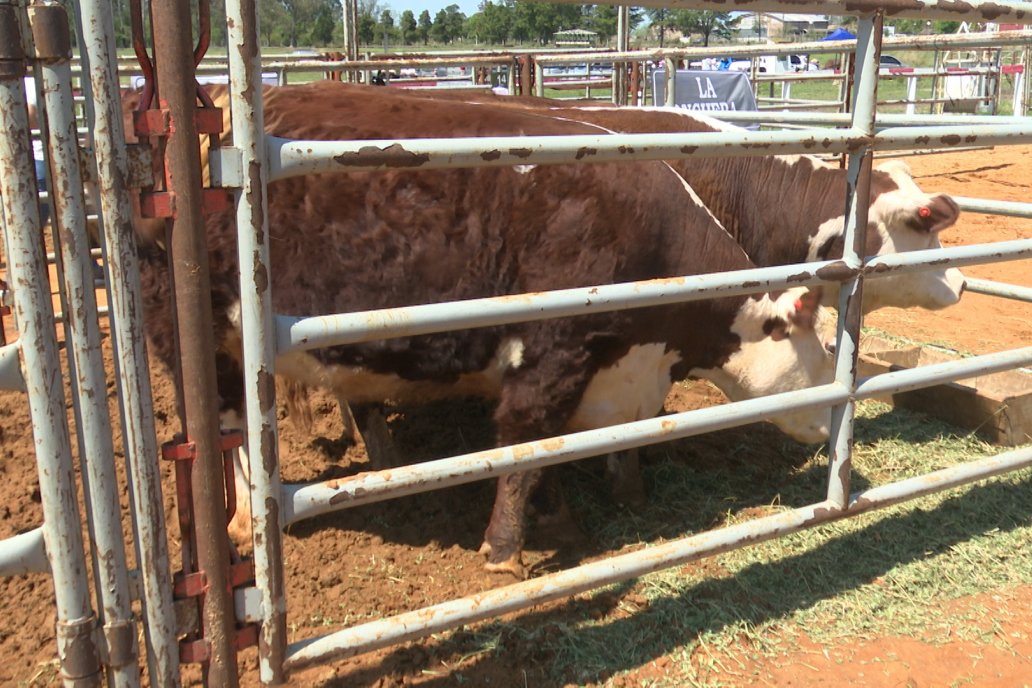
[430,398,1031,686]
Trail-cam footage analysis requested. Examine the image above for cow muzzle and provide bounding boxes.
[770,409,831,445]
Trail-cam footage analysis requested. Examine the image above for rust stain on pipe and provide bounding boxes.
[333,144,430,168]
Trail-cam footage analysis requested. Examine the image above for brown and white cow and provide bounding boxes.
[408,93,967,313]
[134,82,835,577]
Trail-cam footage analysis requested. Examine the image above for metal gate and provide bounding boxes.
[0,0,1030,685]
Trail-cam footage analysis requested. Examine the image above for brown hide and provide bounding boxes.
[133,82,773,575]
[402,91,963,269]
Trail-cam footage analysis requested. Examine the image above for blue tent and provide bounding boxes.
[821,27,856,41]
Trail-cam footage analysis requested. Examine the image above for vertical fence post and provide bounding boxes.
[1019,44,1032,116]
[148,0,239,683]
[664,56,676,107]
[75,0,181,682]
[826,12,882,510]
[906,73,918,115]
[0,3,100,685]
[613,5,628,105]
[223,0,288,681]
[29,3,141,685]
[929,49,941,114]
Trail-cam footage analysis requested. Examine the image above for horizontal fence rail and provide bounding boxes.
[272,237,1031,355]
[965,278,1032,303]
[274,259,843,354]
[263,122,1032,181]
[283,383,849,526]
[0,527,49,576]
[282,444,1032,671]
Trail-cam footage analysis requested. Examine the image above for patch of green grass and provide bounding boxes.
[435,400,1030,686]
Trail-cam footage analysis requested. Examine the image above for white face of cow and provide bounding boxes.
[692,287,835,444]
[864,160,966,311]
[807,160,966,312]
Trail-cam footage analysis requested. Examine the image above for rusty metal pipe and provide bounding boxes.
[0,3,100,684]
[194,0,210,68]
[128,0,153,110]
[222,0,288,678]
[148,0,238,684]
[75,0,181,681]
[30,1,142,684]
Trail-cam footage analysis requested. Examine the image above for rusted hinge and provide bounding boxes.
[162,429,243,523]
[174,560,255,599]
[174,561,259,663]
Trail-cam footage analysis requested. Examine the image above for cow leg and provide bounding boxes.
[336,398,402,469]
[213,351,253,548]
[605,448,646,508]
[480,337,593,579]
[217,405,255,549]
[526,468,585,547]
[480,468,544,579]
[350,403,402,470]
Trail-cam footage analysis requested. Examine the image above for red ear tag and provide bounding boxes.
[794,298,803,311]
[918,206,932,218]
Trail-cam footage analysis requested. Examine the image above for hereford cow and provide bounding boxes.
[406,93,968,313]
[134,82,835,578]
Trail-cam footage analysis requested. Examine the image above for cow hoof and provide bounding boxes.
[478,541,527,579]
[483,556,527,580]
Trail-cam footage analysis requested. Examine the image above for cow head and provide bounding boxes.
[863,160,966,310]
[693,287,835,444]
[808,160,966,312]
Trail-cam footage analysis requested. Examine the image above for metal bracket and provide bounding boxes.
[28,3,71,64]
[100,619,138,670]
[180,624,258,664]
[132,106,223,137]
[208,146,244,188]
[55,614,101,683]
[164,430,258,663]
[175,560,259,663]
[137,187,231,219]
[0,4,26,80]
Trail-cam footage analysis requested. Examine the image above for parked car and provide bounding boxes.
[786,54,820,72]
[879,54,907,68]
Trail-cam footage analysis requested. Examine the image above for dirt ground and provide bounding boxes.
[0,144,1029,687]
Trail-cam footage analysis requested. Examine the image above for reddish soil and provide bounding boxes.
[0,145,1029,687]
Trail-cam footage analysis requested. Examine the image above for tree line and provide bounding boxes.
[98,0,967,51]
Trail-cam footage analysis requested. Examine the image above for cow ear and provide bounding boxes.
[765,286,823,340]
[912,194,960,233]
[876,159,912,177]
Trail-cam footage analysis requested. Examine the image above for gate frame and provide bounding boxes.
[1,0,1032,685]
